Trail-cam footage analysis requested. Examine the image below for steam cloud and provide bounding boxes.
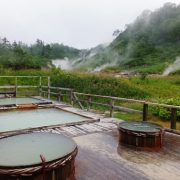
[51,42,142,72]
[52,58,73,70]
[163,57,180,76]
[92,60,118,72]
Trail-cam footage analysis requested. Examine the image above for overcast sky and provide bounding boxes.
[0,0,179,49]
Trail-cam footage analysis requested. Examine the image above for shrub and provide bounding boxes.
[151,98,180,121]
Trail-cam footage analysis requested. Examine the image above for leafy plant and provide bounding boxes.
[151,98,180,121]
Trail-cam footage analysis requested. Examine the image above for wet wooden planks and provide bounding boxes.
[74,131,180,180]
[36,121,117,137]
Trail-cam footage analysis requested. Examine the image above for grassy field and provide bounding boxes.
[0,69,179,100]
[121,75,180,101]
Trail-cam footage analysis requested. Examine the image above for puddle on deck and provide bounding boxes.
[73,131,180,180]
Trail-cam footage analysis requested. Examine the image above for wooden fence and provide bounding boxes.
[0,76,179,132]
[0,76,49,97]
[40,85,180,131]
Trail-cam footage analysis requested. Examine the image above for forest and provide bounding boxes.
[111,3,180,72]
[0,3,180,74]
[71,3,180,74]
[0,38,80,69]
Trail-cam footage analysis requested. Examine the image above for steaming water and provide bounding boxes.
[0,108,88,132]
[0,97,44,105]
[0,133,76,166]
[52,59,73,70]
[163,57,180,76]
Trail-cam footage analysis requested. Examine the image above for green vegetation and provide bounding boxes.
[0,68,179,100]
[72,3,180,74]
[50,69,149,99]
[30,39,80,59]
[111,3,180,73]
[0,38,49,69]
[0,38,80,70]
[150,98,180,120]
[1,3,180,73]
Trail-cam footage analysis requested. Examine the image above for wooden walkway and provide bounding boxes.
[36,118,118,137]
[34,118,180,180]
[74,130,180,180]
[0,96,179,180]
[0,116,179,179]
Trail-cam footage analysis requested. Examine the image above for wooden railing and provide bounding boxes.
[40,86,180,131]
[0,76,49,97]
[0,76,179,132]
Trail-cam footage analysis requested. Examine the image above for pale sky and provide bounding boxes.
[0,0,179,49]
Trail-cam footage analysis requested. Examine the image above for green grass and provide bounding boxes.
[0,69,179,101]
[122,75,180,101]
[114,112,142,121]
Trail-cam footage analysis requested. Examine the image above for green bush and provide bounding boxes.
[50,69,149,99]
[151,98,180,121]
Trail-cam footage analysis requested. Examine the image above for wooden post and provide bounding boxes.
[143,103,148,121]
[87,96,92,111]
[39,77,42,97]
[171,108,177,129]
[110,99,115,117]
[58,89,62,102]
[15,77,17,97]
[70,90,74,106]
[48,76,50,99]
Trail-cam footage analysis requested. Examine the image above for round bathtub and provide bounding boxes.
[0,132,78,180]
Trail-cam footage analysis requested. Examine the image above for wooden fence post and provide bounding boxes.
[48,76,50,99]
[70,90,74,105]
[171,108,177,129]
[87,96,92,111]
[15,77,17,97]
[110,99,115,117]
[39,76,42,97]
[58,89,62,102]
[143,103,148,121]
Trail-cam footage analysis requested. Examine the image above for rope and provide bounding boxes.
[0,148,78,177]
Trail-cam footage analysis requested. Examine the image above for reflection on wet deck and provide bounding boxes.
[74,130,180,180]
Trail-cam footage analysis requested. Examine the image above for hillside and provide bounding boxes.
[111,2,180,73]
[1,3,180,74]
[72,3,180,74]
[0,38,80,69]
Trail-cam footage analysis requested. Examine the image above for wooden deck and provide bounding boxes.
[0,97,179,180]
[74,130,180,180]
[36,118,180,180]
[1,119,179,180]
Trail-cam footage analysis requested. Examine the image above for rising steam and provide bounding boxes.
[163,57,180,76]
[52,58,73,70]
[92,60,118,72]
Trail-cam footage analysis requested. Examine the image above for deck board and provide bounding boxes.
[74,130,180,180]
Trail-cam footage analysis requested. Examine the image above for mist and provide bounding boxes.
[163,57,180,76]
[93,60,118,72]
[52,59,73,70]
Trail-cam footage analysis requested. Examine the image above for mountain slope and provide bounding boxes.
[111,2,180,73]
[73,3,180,74]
